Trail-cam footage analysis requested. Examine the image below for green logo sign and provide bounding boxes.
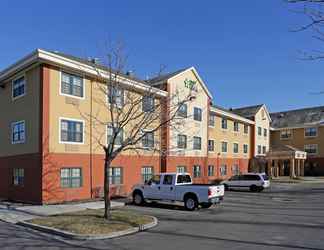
[184,78,198,92]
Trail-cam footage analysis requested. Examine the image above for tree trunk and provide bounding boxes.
[104,154,111,220]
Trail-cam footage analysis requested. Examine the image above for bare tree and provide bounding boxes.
[76,42,195,220]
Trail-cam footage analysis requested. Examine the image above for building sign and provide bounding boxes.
[184,78,198,92]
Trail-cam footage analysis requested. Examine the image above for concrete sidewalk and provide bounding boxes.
[0,200,124,224]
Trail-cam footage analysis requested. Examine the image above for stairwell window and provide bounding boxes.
[12,76,26,100]
[193,136,202,150]
[109,167,123,185]
[13,168,24,186]
[60,119,84,144]
[11,120,25,144]
[193,165,201,178]
[194,107,202,121]
[177,134,187,149]
[60,72,84,98]
[177,103,188,118]
[60,168,82,188]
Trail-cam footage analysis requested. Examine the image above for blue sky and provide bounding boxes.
[1,0,323,112]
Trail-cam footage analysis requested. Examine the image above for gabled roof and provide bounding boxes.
[270,105,324,129]
[210,105,255,124]
[147,66,213,99]
[231,104,264,119]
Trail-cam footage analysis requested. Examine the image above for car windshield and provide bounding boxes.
[262,174,269,181]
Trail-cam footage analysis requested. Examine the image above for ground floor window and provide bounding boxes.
[208,165,215,176]
[13,168,24,186]
[176,166,187,173]
[142,166,153,182]
[220,165,227,176]
[193,165,201,178]
[109,167,123,185]
[60,168,82,188]
[232,164,240,175]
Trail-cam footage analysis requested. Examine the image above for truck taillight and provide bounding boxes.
[208,188,211,196]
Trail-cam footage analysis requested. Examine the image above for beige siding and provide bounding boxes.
[254,106,271,156]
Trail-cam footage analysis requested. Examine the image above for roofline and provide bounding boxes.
[271,123,324,131]
[210,106,255,125]
[0,49,168,97]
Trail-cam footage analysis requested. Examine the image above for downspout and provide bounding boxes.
[90,79,93,199]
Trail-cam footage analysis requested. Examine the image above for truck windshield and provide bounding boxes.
[177,175,191,184]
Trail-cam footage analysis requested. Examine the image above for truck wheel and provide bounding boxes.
[184,196,197,211]
[250,185,258,192]
[200,203,212,209]
[133,191,144,206]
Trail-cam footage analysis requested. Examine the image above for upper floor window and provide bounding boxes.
[109,167,123,185]
[12,76,26,99]
[108,86,124,107]
[176,166,187,173]
[208,165,215,176]
[263,128,267,137]
[262,146,266,154]
[107,124,124,146]
[177,134,187,149]
[142,166,153,183]
[208,140,215,152]
[209,114,216,127]
[193,136,202,150]
[142,131,154,148]
[60,168,82,188]
[221,118,228,129]
[234,121,239,132]
[60,119,84,144]
[13,168,24,186]
[142,96,155,112]
[244,124,249,134]
[305,127,317,137]
[243,144,248,154]
[221,141,228,153]
[193,165,201,178]
[194,107,202,121]
[11,121,25,144]
[304,144,318,155]
[258,127,262,136]
[61,72,84,98]
[257,145,262,154]
[233,143,239,154]
[280,129,292,140]
[177,104,188,118]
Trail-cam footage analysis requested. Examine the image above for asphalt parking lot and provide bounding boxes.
[1,182,324,250]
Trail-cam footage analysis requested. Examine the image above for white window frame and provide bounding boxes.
[304,144,318,155]
[59,117,85,145]
[304,127,318,138]
[11,120,26,144]
[12,74,27,101]
[233,142,239,154]
[280,129,293,140]
[59,71,85,100]
[243,144,248,154]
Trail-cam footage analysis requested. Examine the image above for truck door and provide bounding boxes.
[160,174,176,201]
[144,175,162,200]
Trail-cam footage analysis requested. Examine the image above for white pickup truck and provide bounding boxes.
[132,173,225,211]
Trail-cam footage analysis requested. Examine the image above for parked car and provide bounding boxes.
[221,173,270,192]
[132,173,225,211]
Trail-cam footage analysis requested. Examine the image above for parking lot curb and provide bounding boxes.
[17,216,158,240]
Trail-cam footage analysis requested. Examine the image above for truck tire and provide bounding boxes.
[133,191,144,206]
[250,185,258,192]
[184,195,198,211]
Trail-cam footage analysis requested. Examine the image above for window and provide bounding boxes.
[193,165,201,178]
[163,175,174,185]
[108,86,124,107]
[244,124,249,134]
[177,134,187,149]
[221,141,228,153]
[305,127,317,137]
[12,76,26,99]
[233,143,239,154]
[220,165,227,176]
[243,144,248,154]
[13,168,24,186]
[209,114,216,127]
[258,145,262,154]
[221,118,228,129]
[262,146,266,154]
[234,121,239,132]
[263,128,267,137]
[109,167,123,185]
[177,104,188,118]
[194,107,202,121]
[61,72,83,98]
[208,165,214,176]
[280,129,292,140]
[177,175,192,184]
[242,174,260,181]
[142,131,154,148]
[258,127,262,136]
[151,175,161,185]
[193,137,202,150]
[60,168,82,188]
[232,165,239,175]
[107,124,123,146]
[60,119,84,143]
[208,140,215,152]
[142,167,153,183]
[304,144,318,155]
[142,96,155,112]
[11,121,25,144]
[176,166,187,173]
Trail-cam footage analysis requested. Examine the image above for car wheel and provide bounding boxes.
[184,196,198,211]
[133,191,144,206]
[250,185,258,192]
